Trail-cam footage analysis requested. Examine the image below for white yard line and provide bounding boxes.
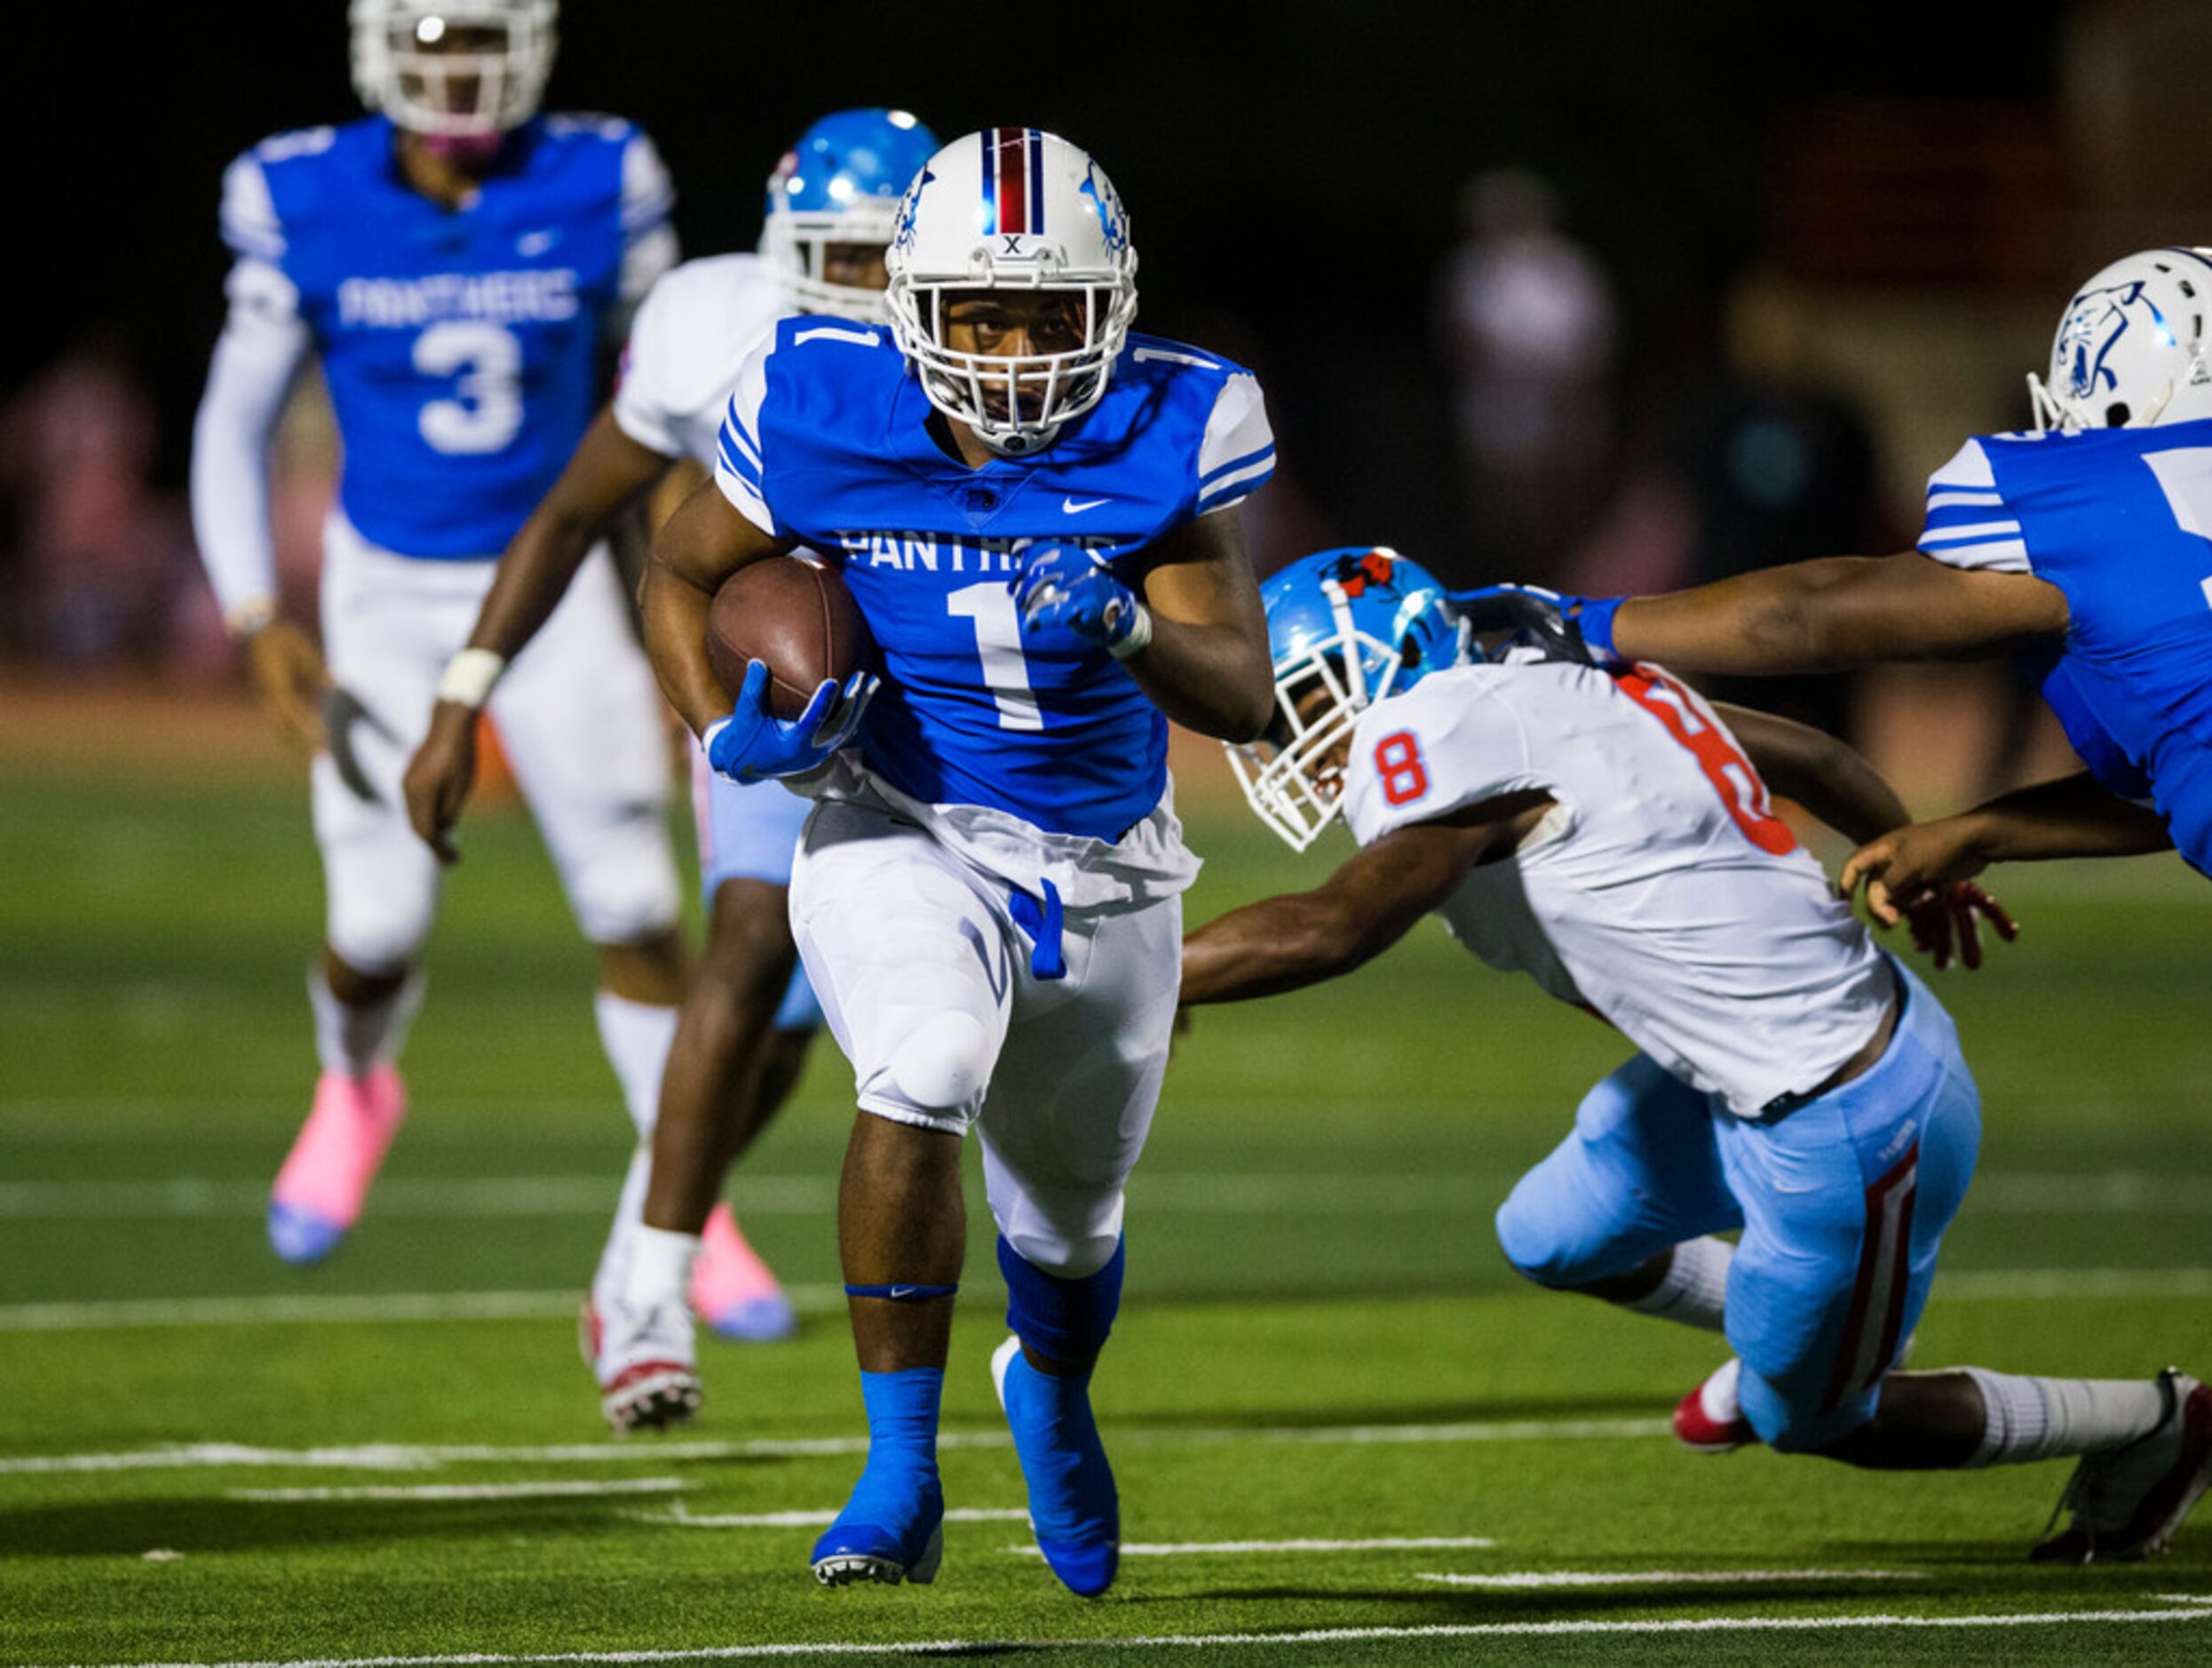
[633,1505,1029,1529]
[1011,1537,1497,1556]
[1418,1568,1919,1589]
[36,1606,2212,1666]
[226,1478,689,1503]
[0,1416,1669,1477]
[9,1169,2212,1220]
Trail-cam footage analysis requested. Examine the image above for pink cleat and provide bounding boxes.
[690,1202,797,1342]
[267,1066,406,1265]
[1673,1357,1758,1454]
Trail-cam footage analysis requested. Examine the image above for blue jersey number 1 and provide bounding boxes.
[947,582,1043,732]
[2142,447,2212,612]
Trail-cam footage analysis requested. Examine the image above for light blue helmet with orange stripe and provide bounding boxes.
[1226,548,1469,850]
[760,108,940,322]
[884,128,1139,457]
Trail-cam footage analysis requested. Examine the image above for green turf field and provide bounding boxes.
[4,731,2211,1665]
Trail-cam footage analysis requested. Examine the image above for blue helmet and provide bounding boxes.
[761,108,940,320]
[1227,547,1465,849]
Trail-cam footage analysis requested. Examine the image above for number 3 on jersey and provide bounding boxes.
[415,321,523,455]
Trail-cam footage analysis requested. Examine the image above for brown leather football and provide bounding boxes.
[707,557,873,720]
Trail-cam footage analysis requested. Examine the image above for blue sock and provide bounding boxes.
[999,1235,1123,1362]
[999,1345,1117,1595]
[831,1368,943,1545]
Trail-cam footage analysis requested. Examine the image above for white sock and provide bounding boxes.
[1618,1235,1732,1332]
[591,1143,654,1316]
[1962,1367,2170,1466]
[622,1224,701,1315]
[309,966,424,1079]
[593,990,678,1140]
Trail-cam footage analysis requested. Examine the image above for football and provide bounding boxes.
[706,557,874,720]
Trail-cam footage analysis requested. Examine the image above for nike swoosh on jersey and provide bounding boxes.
[1062,496,1111,514]
[518,229,559,257]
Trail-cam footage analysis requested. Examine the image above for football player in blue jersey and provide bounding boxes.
[400,108,942,1431]
[1459,249,2212,898]
[1182,546,2210,1566]
[639,129,1276,1594]
[189,0,692,1275]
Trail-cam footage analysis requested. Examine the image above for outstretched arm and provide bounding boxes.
[405,411,672,860]
[1712,702,1909,846]
[1613,552,2068,672]
[1182,802,1541,1005]
[1841,772,2173,924]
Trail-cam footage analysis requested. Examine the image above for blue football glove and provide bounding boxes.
[1448,584,1627,670]
[1011,544,1151,656]
[703,659,876,783]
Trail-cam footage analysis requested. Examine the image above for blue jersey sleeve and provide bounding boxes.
[713,336,780,539]
[1194,367,1275,517]
[1917,437,2032,573]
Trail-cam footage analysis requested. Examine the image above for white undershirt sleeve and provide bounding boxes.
[189,254,310,627]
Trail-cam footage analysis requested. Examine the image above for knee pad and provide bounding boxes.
[567,811,682,945]
[887,1012,993,1116]
[325,858,436,976]
[1494,1184,1591,1289]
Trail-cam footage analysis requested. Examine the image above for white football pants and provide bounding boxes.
[313,512,681,973]
[789,796,1182,1279]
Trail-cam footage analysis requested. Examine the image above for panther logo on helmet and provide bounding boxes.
[1081,162,1130,255]
[2059,282,2156,404]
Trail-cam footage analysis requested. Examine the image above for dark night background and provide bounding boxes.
[0,0,2074,577]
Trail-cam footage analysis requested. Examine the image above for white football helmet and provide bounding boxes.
[884,128,1138,455]
[349,0,557,141]
[2028,248,2212,433]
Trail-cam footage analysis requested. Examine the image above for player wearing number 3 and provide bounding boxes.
[190,0,688,1266]
[641,129,1274,1593]
[1184,547,2211,1563]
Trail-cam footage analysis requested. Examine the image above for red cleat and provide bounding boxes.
[1673,1357,1758,1454]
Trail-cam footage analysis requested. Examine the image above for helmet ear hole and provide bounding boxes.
[2105,401,2132,427]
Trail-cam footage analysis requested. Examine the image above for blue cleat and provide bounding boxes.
[701,1294,799,1343]
[810,1475,944,1586]
[992,1334,1119,1598]
[266,1202,347,1266]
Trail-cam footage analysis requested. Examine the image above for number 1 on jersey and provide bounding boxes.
[947,582,1043,732]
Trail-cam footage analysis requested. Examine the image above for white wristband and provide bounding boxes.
[436,647,508,710]
[1107,600,1154,661]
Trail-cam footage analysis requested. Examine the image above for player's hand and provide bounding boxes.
[1448,584,1626,671]
[1838,820,2020,971]
[243,618,331,758]
[704,659,876,783]
[402,703,478,866]
[1011,544,1145,651]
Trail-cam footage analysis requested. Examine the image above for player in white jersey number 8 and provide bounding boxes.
[1184,546,2211,1565]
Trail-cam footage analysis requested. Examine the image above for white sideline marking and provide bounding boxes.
[1011,1537,1497,1556]
[11,1167,2212,1223]
[13,1264,2210,1337]
[227,1478,689,1503]
[0,1417,1666,1476]
[635,1504,1029,1529]
[1418,1567,1919,1589]
[38,1607,2212,1665]
[0,1287,844,1332]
